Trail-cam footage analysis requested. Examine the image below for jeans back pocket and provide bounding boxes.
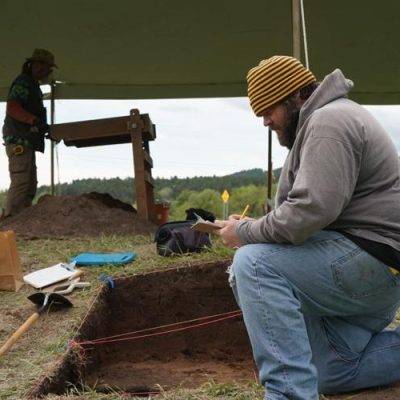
[332,247,396,299]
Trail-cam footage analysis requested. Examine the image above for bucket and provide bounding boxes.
[154,202,170,225]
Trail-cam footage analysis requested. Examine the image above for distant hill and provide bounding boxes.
[225,168,265,177]
[226,168,282,179]
[35,168,281,205]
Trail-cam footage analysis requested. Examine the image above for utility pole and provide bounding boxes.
[50,82,55,195]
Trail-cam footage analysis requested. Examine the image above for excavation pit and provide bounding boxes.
[34,260,255,397]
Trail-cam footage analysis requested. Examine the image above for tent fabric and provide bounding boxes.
[1,0,399,104]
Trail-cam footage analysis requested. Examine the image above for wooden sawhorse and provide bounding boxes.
[51,109,156,223]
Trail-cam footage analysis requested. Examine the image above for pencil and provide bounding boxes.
[240,204,250,219]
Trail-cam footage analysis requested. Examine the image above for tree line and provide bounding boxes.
[0,168,280,220]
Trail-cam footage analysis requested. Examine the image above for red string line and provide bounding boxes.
[88,309,242,341]
[72,309,242,347]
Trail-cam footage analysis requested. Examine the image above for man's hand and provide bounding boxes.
[30,118,49,134]
[44,126,61,143]
[215,215,244,248]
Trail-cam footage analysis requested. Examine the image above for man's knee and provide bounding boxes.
[231,243,281,286]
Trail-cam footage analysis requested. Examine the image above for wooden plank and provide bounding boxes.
[140,114,156,140]
[51,113,154,145]
[51,116,129,141]
[143,150,153,167]
[64,135,131,147]
[144,170,154,186]
[145,182,155,222]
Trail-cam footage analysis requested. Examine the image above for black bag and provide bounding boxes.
[185,207,216,222]
[154,208,215,257]
[154,220,212,256]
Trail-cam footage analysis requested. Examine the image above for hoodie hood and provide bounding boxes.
[298,69,353,128]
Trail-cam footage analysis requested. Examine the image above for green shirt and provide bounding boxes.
[2,72,46,152]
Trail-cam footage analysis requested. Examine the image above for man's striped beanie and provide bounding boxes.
[247,55,316,116]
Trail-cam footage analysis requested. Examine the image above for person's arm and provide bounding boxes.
[236,123,361,245]
[6,100,36,125]
[6,77,38,125]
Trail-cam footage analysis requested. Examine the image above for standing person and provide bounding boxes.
[216,56,400,399]
[1,49,56,220]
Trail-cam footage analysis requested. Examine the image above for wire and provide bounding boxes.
[300,0,310,69]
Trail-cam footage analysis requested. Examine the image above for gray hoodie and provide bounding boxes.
[237,69,400,250]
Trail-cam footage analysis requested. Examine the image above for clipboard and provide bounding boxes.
[23,263,76,289]
[190,213,222,234]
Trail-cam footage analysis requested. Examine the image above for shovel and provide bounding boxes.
[0,291,72,356]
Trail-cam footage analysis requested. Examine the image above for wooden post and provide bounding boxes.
[129,109,155,222]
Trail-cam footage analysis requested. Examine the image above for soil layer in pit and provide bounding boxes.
[35,260,255,397]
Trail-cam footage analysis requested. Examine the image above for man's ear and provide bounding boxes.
[292,90,306,107]
[292,90,301,100]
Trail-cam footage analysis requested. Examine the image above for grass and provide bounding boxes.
[1,234,399,400]
[0,234,242,400]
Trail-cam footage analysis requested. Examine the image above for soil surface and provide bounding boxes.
[0,192,157,239]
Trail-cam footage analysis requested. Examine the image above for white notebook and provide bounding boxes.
[23,263,76,289]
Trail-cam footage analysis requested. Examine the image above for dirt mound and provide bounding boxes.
[0,192,157,239]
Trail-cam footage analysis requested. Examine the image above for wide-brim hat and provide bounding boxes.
[27,48,57,68]
[247,55,316,116]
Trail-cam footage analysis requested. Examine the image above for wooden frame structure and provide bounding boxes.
[51,109,156,223]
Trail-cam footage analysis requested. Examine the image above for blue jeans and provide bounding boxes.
[229,230,400,400]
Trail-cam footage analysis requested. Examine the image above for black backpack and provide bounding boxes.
[154,208,215,256]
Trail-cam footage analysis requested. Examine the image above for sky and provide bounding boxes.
[0,99,399,191]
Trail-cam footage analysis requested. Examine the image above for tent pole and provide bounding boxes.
[266,128,273,213]
[50,82,55,195]
[266,1,301,213]
[292,0,301,60]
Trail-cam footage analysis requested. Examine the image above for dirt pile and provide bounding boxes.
[0,192,157,239]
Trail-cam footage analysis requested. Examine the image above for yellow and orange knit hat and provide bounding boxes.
[247,55,316,116]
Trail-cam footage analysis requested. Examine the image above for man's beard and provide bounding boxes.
[278,99,300,150]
